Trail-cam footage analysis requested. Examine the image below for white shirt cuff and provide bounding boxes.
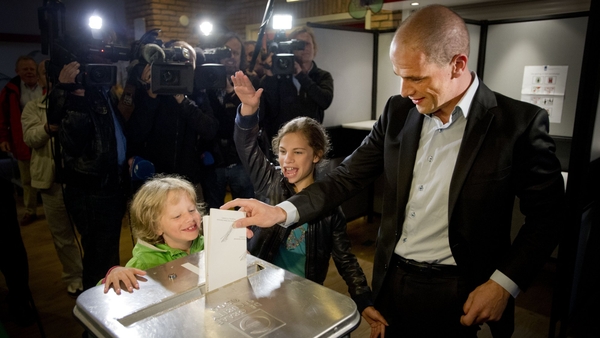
[490,270,521,299]
[276,201,299,228]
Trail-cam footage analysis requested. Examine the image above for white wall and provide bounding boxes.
[312,27,374,127]
[483,17,588,137]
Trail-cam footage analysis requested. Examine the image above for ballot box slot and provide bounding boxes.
[247,262,265,276]
[117,287,203,327]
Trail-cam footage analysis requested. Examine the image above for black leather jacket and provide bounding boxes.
[234,110,373,313]
[57,87,126,191]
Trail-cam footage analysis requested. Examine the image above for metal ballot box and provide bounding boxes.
[74,253,360,337]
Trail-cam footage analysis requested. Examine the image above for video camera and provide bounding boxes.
[195,46,231,90]
[133,30,231,94]
[268,38,305,75]
[48,37,129,88]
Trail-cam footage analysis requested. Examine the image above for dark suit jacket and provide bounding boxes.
[288,81,564,303]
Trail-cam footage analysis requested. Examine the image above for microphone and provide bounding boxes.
[141,43,165,64]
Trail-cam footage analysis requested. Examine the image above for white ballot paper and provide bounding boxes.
[204,208,247,292]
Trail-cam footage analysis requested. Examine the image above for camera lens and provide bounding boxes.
[277,57,291,69]
[160,70,180,86]
[90,66,110,83]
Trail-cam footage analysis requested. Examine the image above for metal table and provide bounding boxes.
[74,253,360,337]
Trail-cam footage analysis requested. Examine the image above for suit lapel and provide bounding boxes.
[448,86,496,220]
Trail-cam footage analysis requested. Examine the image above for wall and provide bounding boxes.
[311,27,373,127]
[483,16,588,137]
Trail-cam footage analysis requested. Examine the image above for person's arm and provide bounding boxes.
[232,71,283,197]
[21,99,52,150]
[295,68,333,110]
[461,108,564,326]
[179,95,219,141]
[329,207,373,311]
[55,62,95,157]
[329,208,388,336]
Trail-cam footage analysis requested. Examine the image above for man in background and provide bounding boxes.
[0,56,43,225]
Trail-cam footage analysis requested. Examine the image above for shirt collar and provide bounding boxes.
[21,81,39,92]
[455,71,479,119]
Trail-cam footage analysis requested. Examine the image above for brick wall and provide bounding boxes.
[369,10,402,30]
[123,0,401,44]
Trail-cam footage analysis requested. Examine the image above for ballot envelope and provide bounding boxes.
[73,253,360,337]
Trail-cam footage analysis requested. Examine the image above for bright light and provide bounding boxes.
[199,21,213,36]
[410,2,420,6]
[89,15,103,30]
[273,14,292,30]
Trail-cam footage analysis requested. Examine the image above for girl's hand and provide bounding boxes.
[231,71,263,116]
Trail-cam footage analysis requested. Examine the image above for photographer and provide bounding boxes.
[260,26,333,154]
[125,40,218,198]
[201,32,257,209]
[55,61,128,291]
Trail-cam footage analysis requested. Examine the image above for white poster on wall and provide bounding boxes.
[520,65,568,123]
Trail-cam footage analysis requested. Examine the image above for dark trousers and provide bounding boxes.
[0,178,31,301]
[64,185,126,290]
[375,255,514,337]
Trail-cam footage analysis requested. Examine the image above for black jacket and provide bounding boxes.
[259,61,333,141]
[58,87,127,191]
[126,89,218,183]
[234,111,373,313]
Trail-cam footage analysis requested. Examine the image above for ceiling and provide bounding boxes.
[381,0,591,21]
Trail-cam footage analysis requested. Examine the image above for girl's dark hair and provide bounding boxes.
[271,117,330,168]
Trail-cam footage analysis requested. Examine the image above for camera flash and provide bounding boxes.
[273,15,292,30]
[89,15,103,30]
[200,22,213,36]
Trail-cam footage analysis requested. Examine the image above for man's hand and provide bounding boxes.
[103,266,147,295]
[44,123,59,135]
[174,94,185,104]
[221,198,286,230]
[362,306,388,338]
[141,64,157,99]
[0,141,10,153]
[231,71,263,116]
[58,62,84,96]
[460,279,510,326]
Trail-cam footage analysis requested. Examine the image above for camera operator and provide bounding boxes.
[125,40,219,198]
[260,26,333,155]
[244,40,265,79]
[201,32,258,210]
[54,60,128,291]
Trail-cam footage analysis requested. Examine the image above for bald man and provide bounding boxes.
[223,5,564,337]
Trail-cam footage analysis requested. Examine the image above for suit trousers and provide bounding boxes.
[40,183,83,285]
[375,255,479,338]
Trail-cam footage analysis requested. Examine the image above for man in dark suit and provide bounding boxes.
[223,4,564,337]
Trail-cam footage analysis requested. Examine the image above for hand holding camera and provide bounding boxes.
[140,64,157,99]
[59,62,85,96]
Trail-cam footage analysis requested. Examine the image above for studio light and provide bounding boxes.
[272,14,292,30]
[89,15,103,30]
[200,21,213,36]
